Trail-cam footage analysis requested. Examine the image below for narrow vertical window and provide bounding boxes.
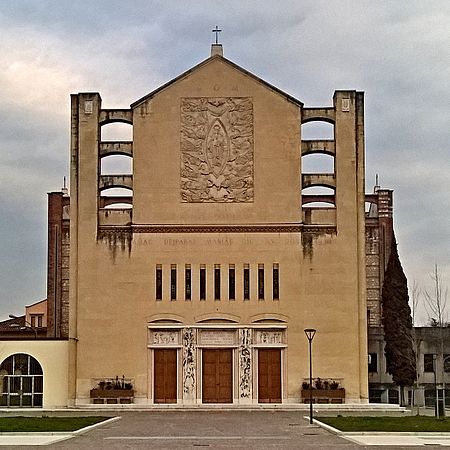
[200,265,206,300]
[243,264,250,300]
[258,264,264,300]
[214,264,221,300]
[273,263,279,300]
[170,264,177,301]
[228,264,235,300]
[185,264,191,301]
[156,265,162,301]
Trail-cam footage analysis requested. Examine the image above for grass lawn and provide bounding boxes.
[317,416,450,432]
[0,416,110,432]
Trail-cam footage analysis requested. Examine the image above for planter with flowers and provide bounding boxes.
[301,378,345,404]
[90,376,134,404]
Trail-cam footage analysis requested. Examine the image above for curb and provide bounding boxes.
[73,416,121,435]
[307,417,344,435]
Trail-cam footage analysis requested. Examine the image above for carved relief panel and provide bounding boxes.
[239,328,252,399]
[182,328,196,400]
[150,330,180,346]
[180,97,254,202]
[255,330,283,345]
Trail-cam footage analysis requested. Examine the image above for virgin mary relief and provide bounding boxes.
[180,97,254,202]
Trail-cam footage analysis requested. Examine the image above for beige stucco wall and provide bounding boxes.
[0,341,69,408]
[26,299,47,327]
[132,58,301,225]
[70,54,367,404]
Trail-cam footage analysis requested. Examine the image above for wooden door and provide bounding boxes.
[258,349,281,403]
[154,349,177,403]
[202,349,232,403]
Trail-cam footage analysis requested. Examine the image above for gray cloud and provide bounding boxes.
[0,0,449,323]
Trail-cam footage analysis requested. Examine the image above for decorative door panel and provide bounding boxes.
[154,349,177,403]
[258,349,281,403]
[202,349,232,403]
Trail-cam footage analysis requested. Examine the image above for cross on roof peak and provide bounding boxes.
[212,26,222,44]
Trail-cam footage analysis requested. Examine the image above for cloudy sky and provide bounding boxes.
[0,1,449,324]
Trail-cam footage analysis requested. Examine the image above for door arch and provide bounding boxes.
[0,353,43,407]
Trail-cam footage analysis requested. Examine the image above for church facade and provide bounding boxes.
[68,44,369,405]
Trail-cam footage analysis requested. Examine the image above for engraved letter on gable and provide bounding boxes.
[180,97,254,203]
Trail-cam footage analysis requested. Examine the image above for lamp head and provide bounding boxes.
[304,328,316,341]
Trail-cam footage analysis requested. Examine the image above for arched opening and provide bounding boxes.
[100,187,133,209]
[303,201,336,208]
[302,153,334,174]
[100,155,132,175]
[302,186,335,208]
[302,186,334,196]
[100,122,132,141]
[301,121,334,140]
[0,354,43,407]
[103,203,132,210]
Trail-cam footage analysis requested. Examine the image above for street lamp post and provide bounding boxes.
[8,314,38,338]
[304,328,317,425]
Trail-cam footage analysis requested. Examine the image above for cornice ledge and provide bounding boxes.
[302,225,337,234]
[97,223,337,234]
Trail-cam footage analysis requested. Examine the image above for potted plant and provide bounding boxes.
[314,378,324,390]
[330,380,340,390]
[301,378,345,404]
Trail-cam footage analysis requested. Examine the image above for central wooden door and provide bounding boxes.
[202,349,232,403]
[258,348,281,403]
[154,349,177,403]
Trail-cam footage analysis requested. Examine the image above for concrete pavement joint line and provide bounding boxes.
[104,436,291,440]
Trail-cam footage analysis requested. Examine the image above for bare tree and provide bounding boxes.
[424,265,448,328]
[410,281,423,414]
[411,280,421,327]
[424,264,448,412]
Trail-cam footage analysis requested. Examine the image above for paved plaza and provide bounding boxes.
[0,410,449,449]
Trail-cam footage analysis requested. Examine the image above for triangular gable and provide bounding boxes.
[25,298,47,309]
[131,54,304,109]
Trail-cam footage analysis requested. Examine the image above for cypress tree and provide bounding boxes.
[382,235,416,400]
